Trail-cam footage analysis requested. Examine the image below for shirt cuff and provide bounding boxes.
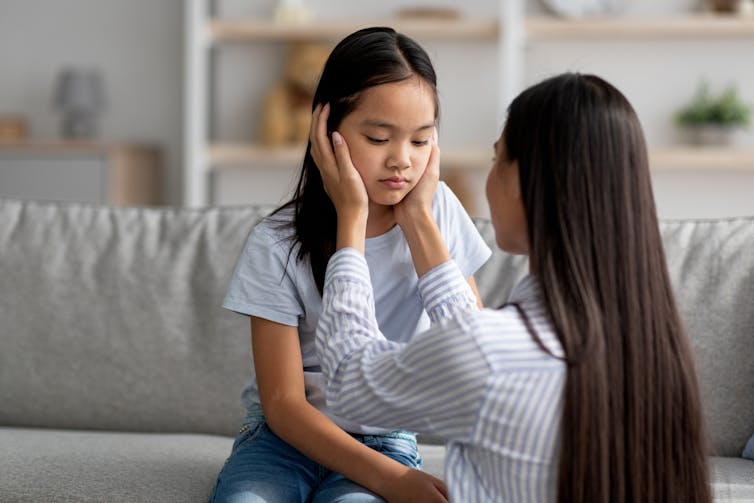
[325,247,371,286]
[418,260,477,318]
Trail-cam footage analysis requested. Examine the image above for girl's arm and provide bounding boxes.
[251,316,447,502]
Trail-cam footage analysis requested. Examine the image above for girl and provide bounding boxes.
[212,27,491,502]
[313,73,711,502]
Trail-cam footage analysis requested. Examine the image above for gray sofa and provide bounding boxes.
[1,197,752,502]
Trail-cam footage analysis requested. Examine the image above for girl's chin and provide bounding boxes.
[368,190,410,208]
[371,196,407,208]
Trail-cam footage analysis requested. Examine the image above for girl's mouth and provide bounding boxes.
[380,177,408,189]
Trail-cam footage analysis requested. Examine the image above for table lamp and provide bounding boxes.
[53,67,105,139]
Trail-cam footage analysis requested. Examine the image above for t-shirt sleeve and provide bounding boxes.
[435,182,492,278]
[222,223,303,326]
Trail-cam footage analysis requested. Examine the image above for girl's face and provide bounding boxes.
[486,134,529,255]
[337,77,436,210]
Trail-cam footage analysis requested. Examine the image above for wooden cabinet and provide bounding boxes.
[0,141,162,206]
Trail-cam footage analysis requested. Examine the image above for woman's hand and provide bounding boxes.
[383,468,448,503]
[394,129,440,229]
[309,103,369,252]
[393,131,450,277]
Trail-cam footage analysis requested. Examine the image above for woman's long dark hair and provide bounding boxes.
[503,73,710,502]
[272,27,438,294]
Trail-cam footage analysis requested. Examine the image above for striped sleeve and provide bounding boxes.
[417,259,478,324]
[316,248,491,440]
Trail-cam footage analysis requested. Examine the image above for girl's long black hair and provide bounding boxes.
[271,27,438,294]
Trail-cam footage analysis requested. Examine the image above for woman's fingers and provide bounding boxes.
[308,103,368,212]
[427,127,441,181]
[331,131,369,207]
[331,131,357,178]
[310,103,337,181]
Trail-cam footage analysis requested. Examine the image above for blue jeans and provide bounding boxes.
[210,413,422,502]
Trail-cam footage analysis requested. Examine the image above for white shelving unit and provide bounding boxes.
[184,0,514,206]
[184,0,754,207]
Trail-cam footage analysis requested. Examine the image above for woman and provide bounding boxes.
[313,73,711,502]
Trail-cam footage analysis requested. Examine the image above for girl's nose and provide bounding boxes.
[387,144,411,170]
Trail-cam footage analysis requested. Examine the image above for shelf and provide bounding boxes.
[526,14,754,40]
[209,18,499,43]
[208,14,754,44]
[208,143,754,172]
[650,147,754,171]
[0,139,160,156]
[208,143,492,171]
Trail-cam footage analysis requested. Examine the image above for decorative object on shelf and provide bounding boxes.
[273,0,313,24]
[708,0,754,14]
[53,67,106,139]
[0,115,27,142]
[675,81,752,146]
[259,42,330,147]
[540,0,627,18]
[735,0,754,16]
[708,0,738,13]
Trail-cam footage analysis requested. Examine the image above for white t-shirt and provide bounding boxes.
[223,182,492,434]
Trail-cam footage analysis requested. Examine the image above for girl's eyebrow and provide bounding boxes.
[360,119,435,132]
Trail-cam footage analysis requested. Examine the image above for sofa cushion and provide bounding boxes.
[0,199,272,436]
[0,427,231,503]
[472,216,754,458]
[1,198,752,458]
[710,457,754,502]
[660,218,754,458]
[2,428,748,502]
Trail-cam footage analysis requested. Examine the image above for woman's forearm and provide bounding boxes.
[335,211,368,253]
[398,207,451,277]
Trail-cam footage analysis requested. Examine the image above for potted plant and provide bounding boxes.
[676,81,752,146]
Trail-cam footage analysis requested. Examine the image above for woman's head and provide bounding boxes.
[488,73,710,502]
[281,27,439,293]
[488,73,653,261]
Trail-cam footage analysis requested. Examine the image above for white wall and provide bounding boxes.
[0,0,184,204]
[0,0,752,217]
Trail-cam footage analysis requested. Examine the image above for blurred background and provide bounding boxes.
[0,0,752,218]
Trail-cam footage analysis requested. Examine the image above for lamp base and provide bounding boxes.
[60,112,100,139]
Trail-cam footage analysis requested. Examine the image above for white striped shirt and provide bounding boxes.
[316,248,565,502]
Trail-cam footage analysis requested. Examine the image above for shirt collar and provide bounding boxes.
[507,274,542,305]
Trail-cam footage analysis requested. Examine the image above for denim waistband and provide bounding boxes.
[243,405,266,423]
[348,430,417,442]
[243,405,415,442]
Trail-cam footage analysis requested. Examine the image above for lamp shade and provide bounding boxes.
[53,67,105,112]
